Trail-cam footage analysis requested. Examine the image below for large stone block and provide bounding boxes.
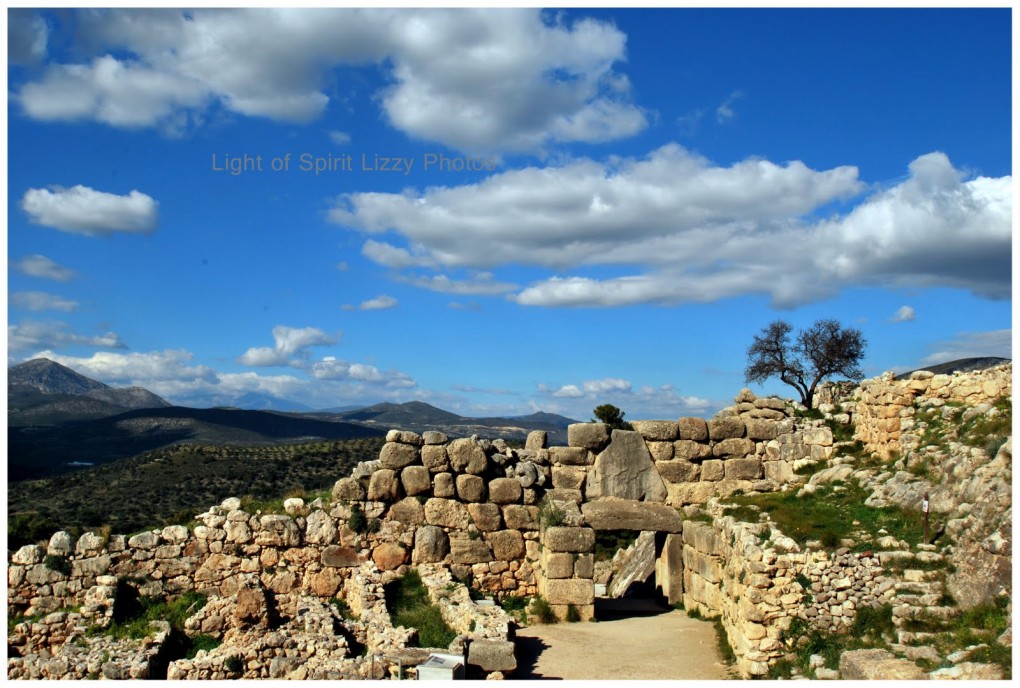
[372,542,407,571]
[525,431,548,450]
[682,521,724,556]
[400,465,432,496]
[256,515,301,547]
[503,505,540,531]
[581,498,683,533]
[543,526,595,553]
[839,649,928,680]
[304,510,338,544]
[433,472,455,498]
[488,477,523,504]
[545,552,574,579]
[333,477,365,502]
[549,446,591,466]
[486,530,525,561]
[744,419,779,441]
[646,440,675,462]
[683,546,722,584]
[424,498,471,529]
[630,420,679,442]
[451,536,493,564]
[586,430,667,502]
[386,430,424,446]
[708,417,746,440]
[387,497,426,526]
[456,474,486,502]
[666,482,716,506]
[368,469,401,502]
[552,466,587,490]
[421,445,449,473]
[754,397,786,411]
[380,442,420,470]
[567,423,611,451]
[712,438,755,458]
[802,427,834,446]
[422,431,448,445]
[674,440,712,462]
[656,459,701,484]
[447,438,488,474]
[678,417,709,441]
[412,526,449,564]
[724,458,763,480]
[467,503,503,532]
[544,578,594,606]
[467,639,517,673]
[322,545,361,568]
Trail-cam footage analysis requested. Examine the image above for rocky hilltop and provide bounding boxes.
[7,365,1011,680]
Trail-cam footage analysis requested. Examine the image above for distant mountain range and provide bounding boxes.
[895,357,1011,380]
[7,358,578,481]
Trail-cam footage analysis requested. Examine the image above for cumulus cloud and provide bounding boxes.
[311,356,416,388]
[328,130,351,145]
[9,321,126,355]
[16,8,645,151]
[237,325,336,367]
[919,329,1011,367]
[332,148,1009,308]
[342,294,398,311]
[21,185,158,236]
[10,292,79,312]
[890,305,916,323]
[8,10,48,65]
[402,273,517,296]
[11,255,76,282]
[537,377,713,418]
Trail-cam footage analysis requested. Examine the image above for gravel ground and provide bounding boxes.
[512,598,735,680]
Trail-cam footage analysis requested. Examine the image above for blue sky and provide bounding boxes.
[6,7,1013,420]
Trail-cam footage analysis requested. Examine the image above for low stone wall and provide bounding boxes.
[855,364,1011,459]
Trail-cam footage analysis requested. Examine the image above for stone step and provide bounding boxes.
[892,605,956,622]
[897,630,939,644]
[893,593,942,606]
[894,581,943,595]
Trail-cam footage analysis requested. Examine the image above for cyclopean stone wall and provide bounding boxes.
[854,364,1011,460]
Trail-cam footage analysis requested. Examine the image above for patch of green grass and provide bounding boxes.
[224,655,244,673]
[184,634,221,659]
[499,596,528,613]
[384,569,457,649]
[826,419,855,444]
[722,480,930,550]
[712,619,736,665]
[776,610,894,677]
[529,596,558,624]
[537,499,565,528]
[328,597,353,619]
[907,596,1011,678]
[796,408,825,420]
[44,554,72,576]
[565,604,581,622]
[103,588,208,640]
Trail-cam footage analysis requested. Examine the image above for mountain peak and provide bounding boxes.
[9,358,111,395]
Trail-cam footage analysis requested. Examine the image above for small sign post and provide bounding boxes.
[922,492,930,544]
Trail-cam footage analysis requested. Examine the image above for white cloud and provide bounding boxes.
[21,185,158,236]
[343,294,398,311]
[890,305,916,323]
[8,10,49,65]
[30,349,216,386]
[403,272,517,296]
[538,377,714,419]
[237,325,336,367]
[16,9,645,152]
[919,329,1011,367]
[311,356,415,388]
[333,148,1008,308]
[11,255,76,282]
[328,130,351,145]
[716,90,742,124]
[9,321,126,355]
[10,292,79,312]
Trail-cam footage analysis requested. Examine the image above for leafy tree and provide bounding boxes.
[593,404,633,430]
[745,319,866,409]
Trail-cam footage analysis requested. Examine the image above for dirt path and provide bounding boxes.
[513,599,734,680]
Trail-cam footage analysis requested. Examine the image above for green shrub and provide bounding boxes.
[44,554,72,576]
[713,619,736,665]
[329,597,353,619]
[384,569,457,649]
[224,655,244,673]
[566,604,581,622]
[530,596,558,624]
[537,499,565,528]
[499,596,528,613]
[347,504,368,533]
[184,634,221,659]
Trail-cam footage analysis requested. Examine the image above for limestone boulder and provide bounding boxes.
[567,423,611,451]
[421,445,449,473]
[525,431,548,450]
[544,579,594,606]
[724,458,763,480]
[674,440,712,462]
[380,441,421,470]
[422,431,448,445]
[656,460,701,483]
[839,649,928,680]
[257,515,301,547]
[503,505,540,531]
[744,419,779,441]
[368,469,401,502]
[46,531,74,556]
[412,526,449,564]
[433,472,456,498]
[552,466,587,490]
[678,417,709,441]
[708,417,746,440]
[386,429,424,446]
[630,420,679,442]
[646,441,675,462]
[586,430,667,502]
[372,542,408,571]
[549,446,591,466]
[543,526,595,553]
[451,536,494,564]
[489,477,523,504]
[712,438,755,458]
[401,465,432,496]
[332,477,365,502]
[304,510,338,544]
[387,497,426,526]
[468,639,517,673]
[467,503,503,532]
[424,498,471,529]
[456,474,486,502]
[486,530,526,561]
[233,587,269,629]
[581,498,683,533]
[448,438,489,474]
